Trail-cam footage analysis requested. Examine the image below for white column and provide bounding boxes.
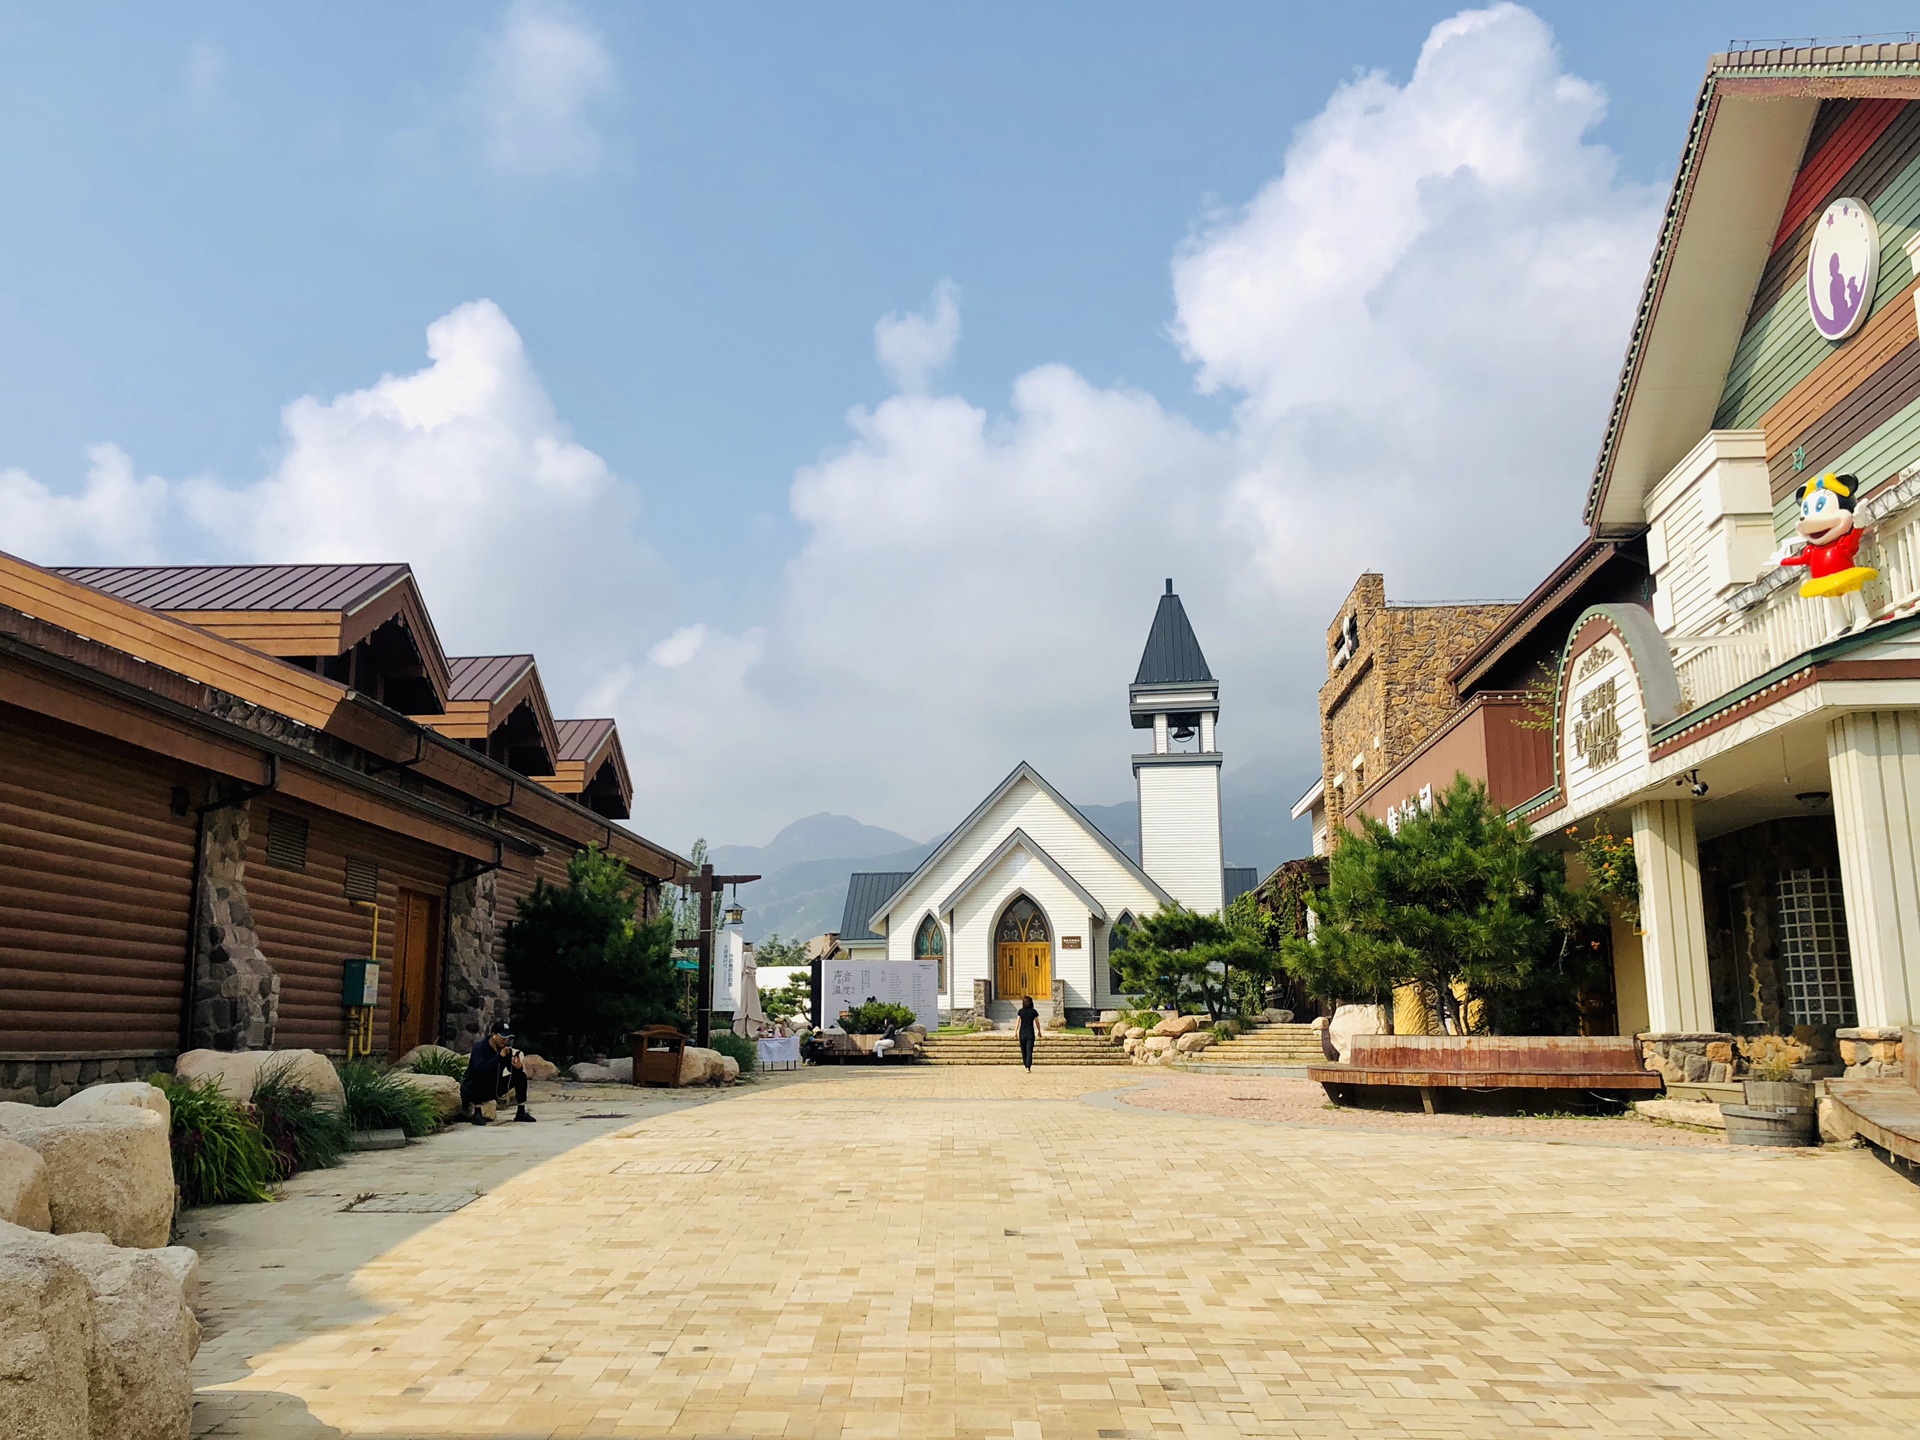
[1200,711,1216,753]
[1630,797,1714,1032]
[1153,713,1169,754]
[1827,710,1920,1027]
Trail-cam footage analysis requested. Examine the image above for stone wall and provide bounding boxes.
[0,1053,172,1106]
[1640,1029,1842,1084]
[1836,1026,1907,1079]
[190,794,280,1052]
[441,869,504,1052]
[1318,573,1515,836]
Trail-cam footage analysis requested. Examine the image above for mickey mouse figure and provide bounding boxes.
[1773,471,1877,636]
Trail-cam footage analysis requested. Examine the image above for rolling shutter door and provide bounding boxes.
[0,706,197,1053]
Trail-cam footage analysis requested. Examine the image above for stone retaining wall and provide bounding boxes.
[0,1053,174,1106]
[1836,1026,1908,1080]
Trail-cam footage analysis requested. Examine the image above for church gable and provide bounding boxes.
[871,763,1166,943]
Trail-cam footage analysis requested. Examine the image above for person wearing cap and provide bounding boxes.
[462,1022,534,1124]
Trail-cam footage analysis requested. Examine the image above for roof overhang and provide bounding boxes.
[1585,48,1920,536]
[1289,777,1325,821]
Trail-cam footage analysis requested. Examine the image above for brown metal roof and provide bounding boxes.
[553,717,615,762]
[53,563,413,615]
[448,654,536,703]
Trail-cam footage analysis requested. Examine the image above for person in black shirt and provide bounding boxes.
[463,1023,533,1124]
[1016,996,1040,1071]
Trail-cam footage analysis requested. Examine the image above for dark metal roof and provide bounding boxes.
[1133,580,1214,685]
[839,871,916,942]
[1224,867,1257,907]
[553,717,615,763]
[448,654,535,703]
[53,563,413,615]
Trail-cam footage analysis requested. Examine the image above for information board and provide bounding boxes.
[818,959,940,1032]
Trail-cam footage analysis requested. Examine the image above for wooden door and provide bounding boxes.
[387,889,443,1057]
[993,897,1052,1003]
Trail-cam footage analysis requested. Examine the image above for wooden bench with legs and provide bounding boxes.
[1308,1034,1664,1112]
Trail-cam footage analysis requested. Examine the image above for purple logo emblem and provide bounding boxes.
[1806,197,1880,341]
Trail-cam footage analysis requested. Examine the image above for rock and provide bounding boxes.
[1705,1041,1733,1064]
[678,1049,725,1086]
[1122,1038,1142,1056]
[1261,1008,1294,1024]
[1125,1026,1146,1040]
[175,1049,344,1112]
[1328,1004,1388,1062]
[397,1044,464,1072]
[568,1063,617,1082]
[1175,1032,1213,1053]
[0,1107,173,1250]
[1634,1098,1726,1130]
[602,1056,634,1083]
[1151,1015,1200,1038]
[389,1072,462,1119]
[718,1056,741,1085]
[56,1233,201,1440]
[1143,1036,1175,1054]
[519,1053,559,1081]
[0,1137,51,1233]
[0,1220,95,1440]
[1817,1095,1859,1144]
[58,1083,170,1130]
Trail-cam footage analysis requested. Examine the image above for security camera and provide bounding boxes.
[1677,768,1707,798]
[1690,779,1709,797]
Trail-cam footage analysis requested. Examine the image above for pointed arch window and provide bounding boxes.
[1109,910,1137,995]
[915,913,946,990]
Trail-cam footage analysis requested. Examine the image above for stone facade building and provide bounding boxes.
[1311,573,1515,841]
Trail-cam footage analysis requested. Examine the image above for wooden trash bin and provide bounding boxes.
[632,1025,686,1087]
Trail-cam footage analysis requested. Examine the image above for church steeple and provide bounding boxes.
[1130,580,1224,913]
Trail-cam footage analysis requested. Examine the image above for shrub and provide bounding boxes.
[503,845,681,1063]
[707,1029,757,1075]
[251,1063,351,1179]
[154,1075,276,1207]
[842,1001,917,1034]
[404,1047,469,1080]
[338,1061,441,1138]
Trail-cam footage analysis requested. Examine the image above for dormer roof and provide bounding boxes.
[534,717,634,819]
[1133,579,1214,686]
[419,653,561,777]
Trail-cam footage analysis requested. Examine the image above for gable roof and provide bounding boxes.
[55,560,453,709]
[840,871,916,942]
[448,653,536,703]
[939,828,1109,922]
[1582,48,1920,535]
[870,761,1173,931]
[420,653,561,770]
[534,718,633,818]
[1133,580,1214,685]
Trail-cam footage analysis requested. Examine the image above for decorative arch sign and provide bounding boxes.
[1807,197,1880,341]
[1552,604,1685,815]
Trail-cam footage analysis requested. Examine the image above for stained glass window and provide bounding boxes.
[996,896,1047,943]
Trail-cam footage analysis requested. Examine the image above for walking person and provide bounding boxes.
[1016,995,1040,1071]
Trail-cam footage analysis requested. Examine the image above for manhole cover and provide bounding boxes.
[610,1159,720,1175]
[344,1191,481,1214]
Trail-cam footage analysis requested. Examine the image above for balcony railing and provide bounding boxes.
[1670,464,1920,713]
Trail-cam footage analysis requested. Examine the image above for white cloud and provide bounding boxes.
[874,280,962,393]
[473,0,615,177]
[0,445,171,565]
[603,2,1658,843]
[648,624,707,668]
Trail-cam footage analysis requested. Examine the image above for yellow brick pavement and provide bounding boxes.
[189,1070,1920,1438]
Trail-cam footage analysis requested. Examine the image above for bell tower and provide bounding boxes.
[1130,579,1224,914]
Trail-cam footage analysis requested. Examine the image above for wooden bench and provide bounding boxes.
[1308,1035,1663,1113]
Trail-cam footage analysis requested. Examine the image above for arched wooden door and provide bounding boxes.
[995,896,1051,1001]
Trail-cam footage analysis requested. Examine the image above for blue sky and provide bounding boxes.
[2,2,1912,851]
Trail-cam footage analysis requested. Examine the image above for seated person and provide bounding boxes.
[463,1022,533,1124]
[873,1019,899,1060]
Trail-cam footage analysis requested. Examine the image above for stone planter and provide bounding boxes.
[1720,1079,1816,1147]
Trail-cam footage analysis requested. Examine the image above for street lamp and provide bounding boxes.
[724,895,745,927]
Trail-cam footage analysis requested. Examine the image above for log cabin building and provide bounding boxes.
[1,554,681,1103]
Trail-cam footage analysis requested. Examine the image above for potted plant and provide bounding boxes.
[1719,1050,1816,1146]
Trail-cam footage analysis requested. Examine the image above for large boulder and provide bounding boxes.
[1125,1026,1147,1041]
[55,1233,201,1440]
[0,1221,95,1440]
[58,1083,170,1129]
[175,1048,345,1112]
[520,1053,559,1082]
[1143,1036,1175,1054]
[718,1055,741,1085]
[1327,1004,1388,1063]
[389,1072,462,1119]
[1175,1031,1213,1053]
[0,1137,52,1233]
[1151,1014,1200,1038]
[568,1062,618,1083]
[678,1048,730,1086]
[396,1044,464,1073]
[0,1107,172,1249]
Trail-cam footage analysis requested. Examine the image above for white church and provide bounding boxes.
[837,582,1254,1025]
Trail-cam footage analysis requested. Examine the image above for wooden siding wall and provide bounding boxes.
[1715,99,1920,532]
[0,706,197,1053]
[244,796,454,1054]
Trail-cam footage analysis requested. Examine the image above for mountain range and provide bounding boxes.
[709,764,1311,944]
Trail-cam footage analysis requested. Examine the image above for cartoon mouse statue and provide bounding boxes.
[1772,471,1877,636]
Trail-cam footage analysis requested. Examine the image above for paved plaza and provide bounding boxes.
[187,1068,1920,1440]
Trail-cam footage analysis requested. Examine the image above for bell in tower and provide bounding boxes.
[1129,579,1224,913]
